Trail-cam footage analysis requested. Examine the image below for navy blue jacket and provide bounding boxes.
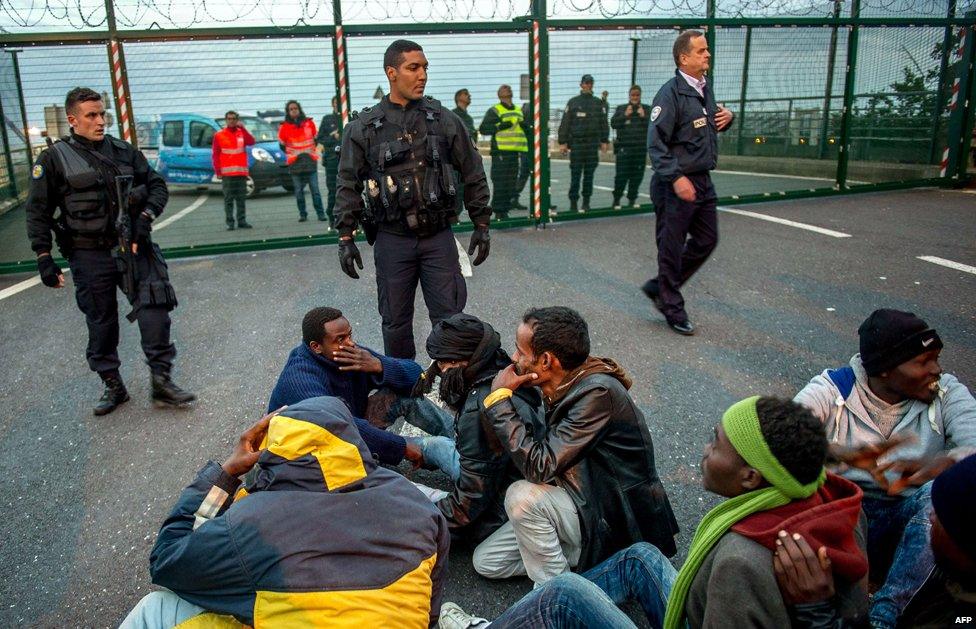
[149,397,449,627]
[267,343,422,465]
[647,70,731,182]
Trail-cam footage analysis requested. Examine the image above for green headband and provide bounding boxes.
[722,396,826,498]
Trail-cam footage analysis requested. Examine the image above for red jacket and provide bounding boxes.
[278,117,319,166]
[212,126,256,177]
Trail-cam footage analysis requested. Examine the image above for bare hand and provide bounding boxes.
[333,344,383,374]
[331,131,340,140]
[625,105,633,116]
[878,454,956,496]
[316,144,325,156]
[404,440,424,470]
[600,143,609,153]
[829,433,915,472]
[672,176,696,202]
[637,106,646,118]
[715,106,733,131]
[490,364,538,392]
[774,530,835,605]
[221,406,285,477]
[559,143,569,155]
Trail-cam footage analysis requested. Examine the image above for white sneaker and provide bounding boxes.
[612,204,621,210]
[439,602,490,629]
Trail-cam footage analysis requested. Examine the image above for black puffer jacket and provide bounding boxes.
[485,370,678,571]
[437,370,544,543]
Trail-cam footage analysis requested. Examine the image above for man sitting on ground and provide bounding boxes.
[473,306,678,586]
[412,313,544,542]
[441,396,869,628]
[794,308,976,629]
[120,396,449,628]
[268,306,456,475]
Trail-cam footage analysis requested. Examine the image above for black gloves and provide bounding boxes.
[338,239,363,279]
[134,210,154,245]
[467,224,491,266]
[37,255,62,287]
[128,184,148,210]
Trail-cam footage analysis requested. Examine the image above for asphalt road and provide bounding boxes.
[0,158,835,264]
[0,187,973,627]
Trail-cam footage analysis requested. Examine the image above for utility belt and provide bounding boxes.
[67,232,117,250]
[362,134,458,238]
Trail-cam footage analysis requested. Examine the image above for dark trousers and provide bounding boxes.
[490,152,521,217]
[67,248,176,378]
[322,153,339,225]
[373,228,467,359]
[568,147,598,202]
[515,151,531,198]
[221,176,247,225]
[613,149,646,202]
[645,172,718,323]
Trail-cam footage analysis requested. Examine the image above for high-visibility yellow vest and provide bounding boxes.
[493,104,528,153]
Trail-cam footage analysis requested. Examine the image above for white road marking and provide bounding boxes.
[718,206,852,238]
[455,236,473,277]
[592,184,650,198]
[153,193,209,231]
[1,192,209,302]
[917,256,976,275]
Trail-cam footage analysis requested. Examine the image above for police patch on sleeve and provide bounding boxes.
[32,164,44,179]
[650,106,662,122]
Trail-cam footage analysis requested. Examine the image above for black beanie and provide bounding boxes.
[858,309,943,376]
[931,453,976,561]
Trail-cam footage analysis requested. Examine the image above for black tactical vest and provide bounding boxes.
[359,97,458,236]
[49,138,131,236]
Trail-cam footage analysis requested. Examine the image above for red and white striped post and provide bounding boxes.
[532,20,542,220]
[335,25,350,127]
[940,26,966,177]
[108,38,136,147]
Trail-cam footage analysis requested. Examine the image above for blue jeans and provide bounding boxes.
[291,171,324,218]
[862,481,936,629]
[391,395,459,480]
[492,542,676,628]
[120,590,208,628]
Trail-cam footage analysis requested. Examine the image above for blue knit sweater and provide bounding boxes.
[267,343,422,465]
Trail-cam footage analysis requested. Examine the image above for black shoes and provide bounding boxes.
[94,376,130,416]
[669,320,696,336]
[512,200,528,211]
[642,281,696,336]
[151,373,197,408]
[570,199,578,213]
[237,221,253,229]
[226,223,236,231]
[580,198,590,213]
[298,215,308,223]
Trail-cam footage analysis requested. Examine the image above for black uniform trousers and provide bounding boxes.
[67,248,176,377]
[374,228,467,359]
[490,152,520,218]
[221,176,247,226]
[646,172,719,324]
[613,148,646,202]
[515,151,531,200]
[322,152,339,226]
[568,146,599,202]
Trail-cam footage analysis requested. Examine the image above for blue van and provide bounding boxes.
[151,113,292,196]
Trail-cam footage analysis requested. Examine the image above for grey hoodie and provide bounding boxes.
[794,354,976,499]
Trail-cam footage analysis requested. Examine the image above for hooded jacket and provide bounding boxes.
[484,357,679,571]
[685,473,869,628]
[148,396,449,628]
[794,354,976,499]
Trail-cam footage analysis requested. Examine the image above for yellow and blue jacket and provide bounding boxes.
[148,396,450,628]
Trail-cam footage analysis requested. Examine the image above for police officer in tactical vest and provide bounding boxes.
[334,40,492,360]
[26,87,196,415]
[643,31,734,336]
[557,74,609,213]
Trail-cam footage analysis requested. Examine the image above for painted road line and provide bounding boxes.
[917,256,976,275]
[153,193,209,231]
[718,206,852,238]
[455,236,473,278]
[1,193,209,302]
[592,184,650,198]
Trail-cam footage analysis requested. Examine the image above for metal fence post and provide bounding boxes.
[819,0,842,160]
[836,0,861,188]
[929,0,957,164]
[706,0,716,82]
[104,0,137,147]
[630,36,640,87]
[944,18,976,180]
[332,0,350,129]
[530,0,552,223]
[6,50,32,173]
[735,26,752,155]
[0,93,16,199]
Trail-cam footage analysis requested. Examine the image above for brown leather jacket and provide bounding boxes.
[485,371,679,570]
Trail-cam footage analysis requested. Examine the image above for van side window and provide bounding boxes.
[162,121,184,147]
[190,121,216,148]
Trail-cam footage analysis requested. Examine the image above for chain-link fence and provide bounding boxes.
[0,0,972,272]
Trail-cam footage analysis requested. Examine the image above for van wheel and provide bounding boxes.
[245,176,257,198]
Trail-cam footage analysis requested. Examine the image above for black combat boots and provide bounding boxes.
[94,375,130,416]
[580,197,591,213]
[151,372,197,408]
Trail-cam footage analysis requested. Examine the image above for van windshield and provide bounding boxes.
[218,116,278,143]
